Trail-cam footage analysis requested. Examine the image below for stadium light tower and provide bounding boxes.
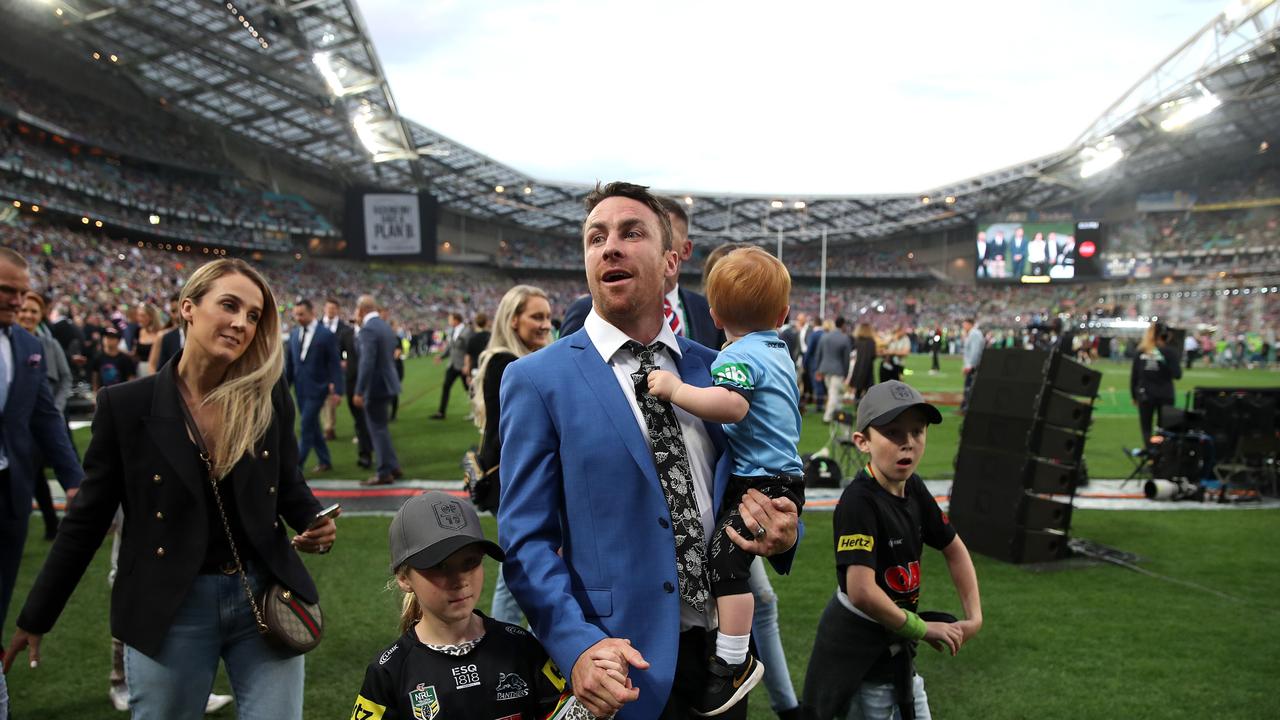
[1079,136,1123,179]
[1159,86,1222,131]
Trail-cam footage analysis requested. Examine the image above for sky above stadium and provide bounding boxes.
[362,0,1225,196]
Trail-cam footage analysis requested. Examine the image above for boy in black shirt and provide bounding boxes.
[353,492,581,720]
[803,381,983,720]
[90,327,136,391]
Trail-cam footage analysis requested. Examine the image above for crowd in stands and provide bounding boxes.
[1,123,335,247]
[6,214,1275,371]
[497,234,932,279]
[0,60,230,172]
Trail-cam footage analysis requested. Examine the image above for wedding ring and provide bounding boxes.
[754,525,767,539]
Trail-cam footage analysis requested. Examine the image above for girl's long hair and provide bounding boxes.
[179,259,284,479]
[472,285,549,432]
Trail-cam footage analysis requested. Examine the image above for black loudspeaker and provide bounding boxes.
[950,349,1099,564]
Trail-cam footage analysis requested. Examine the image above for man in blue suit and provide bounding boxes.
[560,196,724,350]
[498,183,799,719]
[0,248,83,717]
[352,295,402,486]
[285,299,343,473]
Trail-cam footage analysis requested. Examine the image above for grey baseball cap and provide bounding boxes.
[388,492,504,573]
[854,380,943,433]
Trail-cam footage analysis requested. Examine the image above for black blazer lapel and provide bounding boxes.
[145,365,206,500]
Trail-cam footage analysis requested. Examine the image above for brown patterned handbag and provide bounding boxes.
[179,395,324,655]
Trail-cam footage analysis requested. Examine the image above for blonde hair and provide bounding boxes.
[1137,323,1159,354]
[180,259,284,479]
[705,246,791,331]
[393,565,423,635]
[854,322,876,340]
[137,303,162,332]
[473,285,550,431]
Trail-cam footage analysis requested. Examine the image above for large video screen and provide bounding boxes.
[341,190,439,262]
[976,216,1102,283]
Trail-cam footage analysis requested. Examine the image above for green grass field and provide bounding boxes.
[8,353,1280,718]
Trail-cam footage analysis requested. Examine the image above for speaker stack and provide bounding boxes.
[949,349,1100,563]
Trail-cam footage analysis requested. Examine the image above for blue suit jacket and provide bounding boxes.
[497,328,798,719]
[560,287,724,349]
[4,326,83,517]
[285,323,343,399]
[355,316,401,400]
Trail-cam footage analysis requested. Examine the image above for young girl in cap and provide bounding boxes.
[352,491,577,720]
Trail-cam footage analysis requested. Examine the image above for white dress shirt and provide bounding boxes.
[663,284,687,337]
[298,319,318,362]
[583,310,716,630]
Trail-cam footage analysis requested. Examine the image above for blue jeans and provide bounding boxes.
[1,660,9,720]
[490,564,525,626]
[295,393,332,467]
[846,675,930,720]
[123,571,305,720]
[749,557,798,713]
[364,397,400,476]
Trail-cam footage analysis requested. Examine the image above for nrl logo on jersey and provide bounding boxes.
[409,683,440,720]
[495,672,530,701]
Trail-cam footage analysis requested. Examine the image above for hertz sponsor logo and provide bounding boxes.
[838,534,874,552]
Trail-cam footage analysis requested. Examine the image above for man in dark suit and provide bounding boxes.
[285,299,343,473]
[560,196,724,349]
[499,183,798,719]
[353,295,402,486]
[325,299,371,469]
[154,295,184,372]
[0,247,84,714]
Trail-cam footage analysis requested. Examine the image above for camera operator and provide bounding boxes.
[1130,322,1182,447]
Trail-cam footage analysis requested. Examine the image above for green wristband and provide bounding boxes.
[895,610,927,641]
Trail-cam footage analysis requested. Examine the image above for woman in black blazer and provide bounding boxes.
[5,259,336,719]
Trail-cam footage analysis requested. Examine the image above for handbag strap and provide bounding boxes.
[176,389,270,636]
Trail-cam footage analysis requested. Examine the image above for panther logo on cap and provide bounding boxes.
[891,384,915,401]
[433,500,466,530]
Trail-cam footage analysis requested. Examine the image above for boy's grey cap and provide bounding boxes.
[388,491,504,573]
[855,380,943,433]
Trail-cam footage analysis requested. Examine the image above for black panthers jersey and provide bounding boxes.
[833,467,956,611]
[352,612,569,720]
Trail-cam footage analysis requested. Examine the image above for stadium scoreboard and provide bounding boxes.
[976,212,1104,283]
[342,190,439,262]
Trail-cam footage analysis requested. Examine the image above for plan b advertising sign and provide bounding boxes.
[345,190,438,262]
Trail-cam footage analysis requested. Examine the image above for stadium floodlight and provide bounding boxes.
[1079,136,1123,179]
[313,52,345,96]
[1159,88,1221,132]
[793,201,806,210]
[770,200,783,209]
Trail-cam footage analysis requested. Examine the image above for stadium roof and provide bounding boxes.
[17,0,1280,245]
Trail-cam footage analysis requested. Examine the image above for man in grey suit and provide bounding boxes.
[353,295,403,486]
[960,317,984,414]
[813,316,853,423]
[430,312,471,420]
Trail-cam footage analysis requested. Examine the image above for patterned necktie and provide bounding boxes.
[663,298,682,336]
[624,340,708,612]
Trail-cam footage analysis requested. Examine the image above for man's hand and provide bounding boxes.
[3,629,42,672]
[923,621,965,656]
[64,487,78,503]
[814,372,824,382]
[725,489,798,557]
[646,370,681,402]
[352,394,364,409]
[571,638,648,717]
[327,391,341,407]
